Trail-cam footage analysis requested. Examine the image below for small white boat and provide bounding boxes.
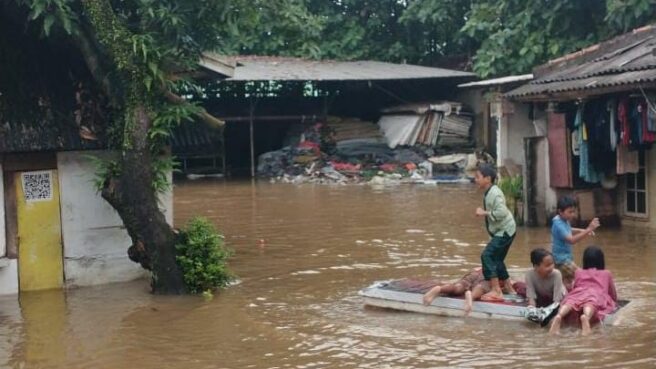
[359,279,629,325]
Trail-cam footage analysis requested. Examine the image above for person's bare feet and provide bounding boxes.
[422,287,440,306]
[502,281,516,295]
[549,315,562,335]
[581,314,592,336]
[463,290,473,316]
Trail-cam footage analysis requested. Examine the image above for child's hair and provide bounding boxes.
[530,248,552,266]
[582,245,605,270]
[559,262,577,284]
[557,196,577,212]
[477,164,497,182]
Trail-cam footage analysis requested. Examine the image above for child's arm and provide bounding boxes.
[564,218,600,244]
[525,271,537,306]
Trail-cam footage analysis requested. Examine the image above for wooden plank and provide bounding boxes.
[547,112,573,188]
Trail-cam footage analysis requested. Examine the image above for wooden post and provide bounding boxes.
[249,98,255,178]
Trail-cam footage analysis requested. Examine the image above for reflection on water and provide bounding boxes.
[1,181,655,368]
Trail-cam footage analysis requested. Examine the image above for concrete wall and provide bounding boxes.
[1,151,173,294]
[57,151,173,288]
[0,164,19,296]
[0,164,5,257]
[456,89,486,148]
[57,151,146,287]
[498,103,535,169]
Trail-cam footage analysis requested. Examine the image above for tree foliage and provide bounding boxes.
[460,0,656,77]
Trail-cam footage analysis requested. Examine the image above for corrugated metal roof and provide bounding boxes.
[0,120,105,153]
[458,74,533,88]
[222,56,475,81]
[506,25,656,99]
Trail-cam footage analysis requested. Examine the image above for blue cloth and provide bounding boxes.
[576,105,601,183]
[551,215,573,264]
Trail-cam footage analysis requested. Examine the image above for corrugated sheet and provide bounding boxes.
[223,56,475,81]
[506,70,656,97]
[506,25,656,99]
[171,122,221,154]
[458,74,533,88]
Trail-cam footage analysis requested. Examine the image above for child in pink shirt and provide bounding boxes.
[549,246,618,336]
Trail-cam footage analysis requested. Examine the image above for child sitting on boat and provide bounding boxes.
[422,267,483,306]
[549,246,618,336]
[525,248,566,308]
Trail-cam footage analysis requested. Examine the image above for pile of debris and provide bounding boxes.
[378,102,473,148]
[257,115,487,185]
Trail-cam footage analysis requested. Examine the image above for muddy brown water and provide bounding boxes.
[1,181,655,369]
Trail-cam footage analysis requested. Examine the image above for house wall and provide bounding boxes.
[0,164,19,296]
[456,89,486,148]
[56,151,173,288]
[533,107,558,214]
[0,164,5,256]
[620,147,656,227]
[498,103,534,169]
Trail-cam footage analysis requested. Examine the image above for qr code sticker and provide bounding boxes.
[22,171,53,202]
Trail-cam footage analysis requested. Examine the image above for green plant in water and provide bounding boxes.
[175,217,234,294]
[498,175,524,224]
[498,175,523,202]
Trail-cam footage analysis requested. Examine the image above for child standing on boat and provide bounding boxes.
[552,196,600,288]
[549,246,618,335]
[474,164,516,302]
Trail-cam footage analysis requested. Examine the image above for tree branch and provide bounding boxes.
[163,90,225,129]
[71,23,121,104]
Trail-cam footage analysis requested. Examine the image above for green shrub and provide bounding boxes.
[498,175,523,202]
[175,217,234,294]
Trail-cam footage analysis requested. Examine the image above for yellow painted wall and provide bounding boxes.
[16,170,64,291]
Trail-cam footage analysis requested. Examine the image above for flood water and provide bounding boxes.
[1,181,655,368]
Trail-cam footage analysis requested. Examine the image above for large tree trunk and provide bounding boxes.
[78,0,188,294]
[100,106,187,294]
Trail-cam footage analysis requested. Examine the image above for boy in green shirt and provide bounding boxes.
[474,164,516,302]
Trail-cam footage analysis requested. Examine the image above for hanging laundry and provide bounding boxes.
[608,99,618,151]
[571,130,580,156]
[640,101,656,144]
[618,98,630,146]
[575,104,601,183]
[649,102,656,132]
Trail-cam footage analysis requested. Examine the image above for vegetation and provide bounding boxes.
[176,218,234,295]
[214,0,656,77]
[498,175,524,224]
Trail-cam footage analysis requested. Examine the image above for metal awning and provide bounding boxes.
[214,55,475,82]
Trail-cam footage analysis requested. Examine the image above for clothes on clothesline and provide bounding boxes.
[568,95,653,183]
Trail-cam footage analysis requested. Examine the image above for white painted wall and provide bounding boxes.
[0,164,5,257]
[498,102,535,169]
[57,151,173,288]
[0,164,18,295]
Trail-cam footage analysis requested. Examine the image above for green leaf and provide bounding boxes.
[43,15,55,36]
